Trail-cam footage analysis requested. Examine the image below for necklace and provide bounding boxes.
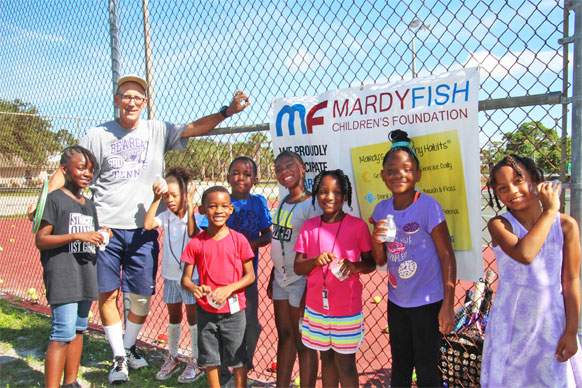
[166,213,188,271]
[318,214,345,287]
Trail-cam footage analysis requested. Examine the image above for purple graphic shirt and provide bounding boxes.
[371,193,445,308]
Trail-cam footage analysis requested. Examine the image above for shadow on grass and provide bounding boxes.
[0,356,44,386]
[0,300,50,359]
[0,300,209,387]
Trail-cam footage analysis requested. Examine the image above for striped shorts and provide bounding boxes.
[163,279,197,305]
[301,306,365,354]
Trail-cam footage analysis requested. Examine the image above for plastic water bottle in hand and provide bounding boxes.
[97,228,110,251]
[154,175,168,195]
[330,259,349,281]
[380,214,397,242]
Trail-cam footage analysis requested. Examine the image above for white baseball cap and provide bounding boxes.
[117,74,147,92]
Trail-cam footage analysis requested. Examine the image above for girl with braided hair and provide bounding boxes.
[481,155,582,387]
[294,169,375,387]
[370,129,457,387]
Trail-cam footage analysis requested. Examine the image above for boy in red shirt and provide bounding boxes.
[181,186,255,388]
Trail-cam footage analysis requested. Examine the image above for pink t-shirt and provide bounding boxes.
[181,229,254,314]
[295,214,372,316]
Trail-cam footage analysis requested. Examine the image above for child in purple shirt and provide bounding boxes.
[371,130,457,387]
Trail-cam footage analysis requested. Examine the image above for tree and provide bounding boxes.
[0,99,74,166]
[165,133,275,182]
[502,121,570,176]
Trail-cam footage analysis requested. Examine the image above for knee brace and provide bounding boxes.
[127,293,151,316]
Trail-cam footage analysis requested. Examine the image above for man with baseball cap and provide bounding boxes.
[41,74,250,383]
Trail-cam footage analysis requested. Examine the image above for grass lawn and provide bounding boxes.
[0,298,208,387]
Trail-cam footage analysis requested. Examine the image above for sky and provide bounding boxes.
[0,0,573,146]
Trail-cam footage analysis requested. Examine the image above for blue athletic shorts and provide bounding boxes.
[96,228,159,296]
[49,300,92,342]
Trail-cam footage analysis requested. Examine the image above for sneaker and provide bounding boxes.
[126,345,149,369]
[178,359,199,383]
[155,354,180,381]
[108,356,129,384]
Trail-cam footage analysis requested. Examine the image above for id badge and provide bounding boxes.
[281,265,288,285]
[322,288,329,310]
[228,294,240,314]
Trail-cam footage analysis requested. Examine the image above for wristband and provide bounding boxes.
[219,105,231,118]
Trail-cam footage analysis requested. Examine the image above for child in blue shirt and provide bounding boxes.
[225,156,272,370]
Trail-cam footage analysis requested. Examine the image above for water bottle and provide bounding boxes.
[381,214,397,242]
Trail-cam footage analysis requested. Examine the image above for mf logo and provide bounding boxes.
[275,100,328,137]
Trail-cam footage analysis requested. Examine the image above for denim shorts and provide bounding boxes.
[272,277,306,308]
[49,300,93,342]
[97,228,159,295]
[197,306,246,369]
[163,279,197,305]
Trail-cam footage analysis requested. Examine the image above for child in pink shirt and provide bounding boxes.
[294,169,375,387]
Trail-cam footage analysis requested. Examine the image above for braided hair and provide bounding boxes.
[165,167,195,211]
[487,154,544,209]
[382,129,420,168]
[60,145,98,171]
[311,169,353,208]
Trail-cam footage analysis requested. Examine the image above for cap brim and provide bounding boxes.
[117,75,147,92]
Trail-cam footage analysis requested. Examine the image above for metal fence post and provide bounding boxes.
[108,0,120,119]
[570,0,582,337]
[142,0,156,119]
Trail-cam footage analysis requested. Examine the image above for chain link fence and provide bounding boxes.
[0,0,577,386]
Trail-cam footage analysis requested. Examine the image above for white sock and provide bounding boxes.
[168,323,181,358]
[123,320,143,350]
[104,321,125,358]
[189,324,198,361]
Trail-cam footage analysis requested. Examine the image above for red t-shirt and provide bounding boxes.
[181,229,254,314]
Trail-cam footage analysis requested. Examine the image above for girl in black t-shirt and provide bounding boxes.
[35,145,107,388]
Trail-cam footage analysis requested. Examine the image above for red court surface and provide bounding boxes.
[0,217,495,386]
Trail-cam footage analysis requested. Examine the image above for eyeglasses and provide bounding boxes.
[117,94,146,104]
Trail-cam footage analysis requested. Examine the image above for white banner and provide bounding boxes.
[269,68,482,281]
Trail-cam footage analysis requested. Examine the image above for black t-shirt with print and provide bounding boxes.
[40,189,99,305]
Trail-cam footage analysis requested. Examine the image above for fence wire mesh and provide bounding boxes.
[0,0,575,386]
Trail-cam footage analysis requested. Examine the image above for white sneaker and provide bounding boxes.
[126,345,149,369]
[108,356,129,384]
[178,359,199,383]
[155,354,180,381]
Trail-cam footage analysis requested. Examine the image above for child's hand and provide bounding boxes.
[339,259,357,276]
[555,332,578,362]
[152,178,168,198]
[537,181,561,213]
[315,252,335,267]
[27,203,37,221]
[372,220,389,244]
[194,284,211,300]
[438,303,455,334]
[75,231,104,245]
[187,181,196,204]
[211,286,232,305]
